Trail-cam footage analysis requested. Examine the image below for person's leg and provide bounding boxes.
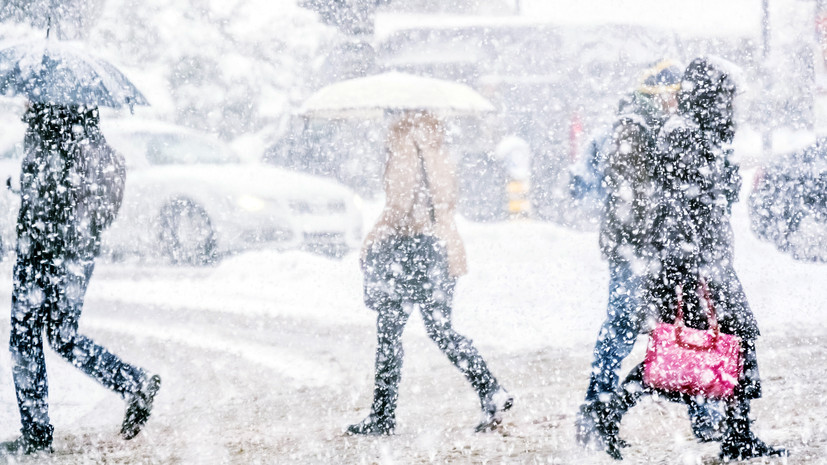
[419,279,499,399]
[578,261,642,449]
[719,339,786,460]
[680,271,747,442]
[46,259,147,394]
[596,362,727,459]
[45,258,160,440]
[347,297,409,435]
[5,254,54,454]
[720,396,787,460]
[587,363,652,460]
[584,261,641,402]
[349,237,411,435]
[687,398,725,442]
[592,360,725,460]
[417,269,512,432]
[372,299,409,426]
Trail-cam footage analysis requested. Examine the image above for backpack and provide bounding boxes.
[76,137,127,232]
[598,109,657,260]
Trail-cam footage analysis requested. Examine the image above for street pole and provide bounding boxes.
[761,0,772,159]
[816,0,827,137]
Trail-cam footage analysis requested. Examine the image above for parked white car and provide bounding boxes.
[0,119,363,264]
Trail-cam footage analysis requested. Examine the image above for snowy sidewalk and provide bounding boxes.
[0,190,823,463]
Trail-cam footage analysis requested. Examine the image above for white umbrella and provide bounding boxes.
[299,71,495,118]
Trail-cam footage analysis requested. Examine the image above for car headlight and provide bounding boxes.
[352,194,364,211]
[237,194,267,212]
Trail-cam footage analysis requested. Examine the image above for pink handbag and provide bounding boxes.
[643,280,743,399]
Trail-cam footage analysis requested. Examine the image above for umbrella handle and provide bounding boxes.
[6,176,20,195]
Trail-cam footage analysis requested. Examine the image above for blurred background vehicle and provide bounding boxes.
[0,1,814,231]
[265,115,387,199]
[0,119,363,265]
[749,139,827,263]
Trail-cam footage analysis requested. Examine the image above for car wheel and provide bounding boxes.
[785,211,827,263]
[159,199,217,266]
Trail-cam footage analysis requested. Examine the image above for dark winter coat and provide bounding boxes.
[16,104,125,261]
[599,92,665,262]
[645,58,759,341]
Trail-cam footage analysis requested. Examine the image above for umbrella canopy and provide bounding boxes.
[299,71,495,118]
[0,39,149,109]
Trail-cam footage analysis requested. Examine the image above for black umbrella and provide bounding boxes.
[0,39,149,109]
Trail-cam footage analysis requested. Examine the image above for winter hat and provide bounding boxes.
[637,59,683,95]
[678,57,737,142]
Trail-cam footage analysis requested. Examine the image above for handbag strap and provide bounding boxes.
[697,279,720,330]
[675,278,719,332]
[414,142,437,225]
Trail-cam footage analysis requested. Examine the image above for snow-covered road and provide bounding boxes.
[0,187,824,464]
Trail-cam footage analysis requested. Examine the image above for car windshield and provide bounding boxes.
[136,132,239,165]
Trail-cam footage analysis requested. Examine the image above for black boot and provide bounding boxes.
[346,379,397,436]
[346,413,396,436]
[591,399,625,460]
[475,387,514,432]
[346,389,397,436]
[0,425,53,456]
[349,310,405,436]
[575,401,604,448]
[583,371,647,461]
[719,400,787,461]
[0,436,53,456]
[347,365,399,436]
[121,374,162,440]
[688,400,725,443]
[576,400,631,451]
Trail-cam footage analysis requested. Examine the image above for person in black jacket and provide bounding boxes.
[591,58,787,461]
[576,60,724,448]
[1,103,161,456]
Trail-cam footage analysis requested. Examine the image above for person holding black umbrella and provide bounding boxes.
[0,102,161,456]
[0,39,159,456]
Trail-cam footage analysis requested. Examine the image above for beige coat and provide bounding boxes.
[361,113,468,277]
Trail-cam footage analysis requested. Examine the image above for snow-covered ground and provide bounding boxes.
[0,175,824,464]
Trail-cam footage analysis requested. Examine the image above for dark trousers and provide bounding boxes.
[611,338,760,436]
[585,261,722,432]
[9,250,146,442]
[585,260,643,401]
[363,235,499,419]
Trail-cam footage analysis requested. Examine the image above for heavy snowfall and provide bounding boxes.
[0,198,824,464]
[0,0,825,464]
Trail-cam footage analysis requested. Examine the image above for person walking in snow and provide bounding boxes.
[590,58,787,461]
[1,103,161,456]
[576,59,724,446]
[346,111,512,436]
